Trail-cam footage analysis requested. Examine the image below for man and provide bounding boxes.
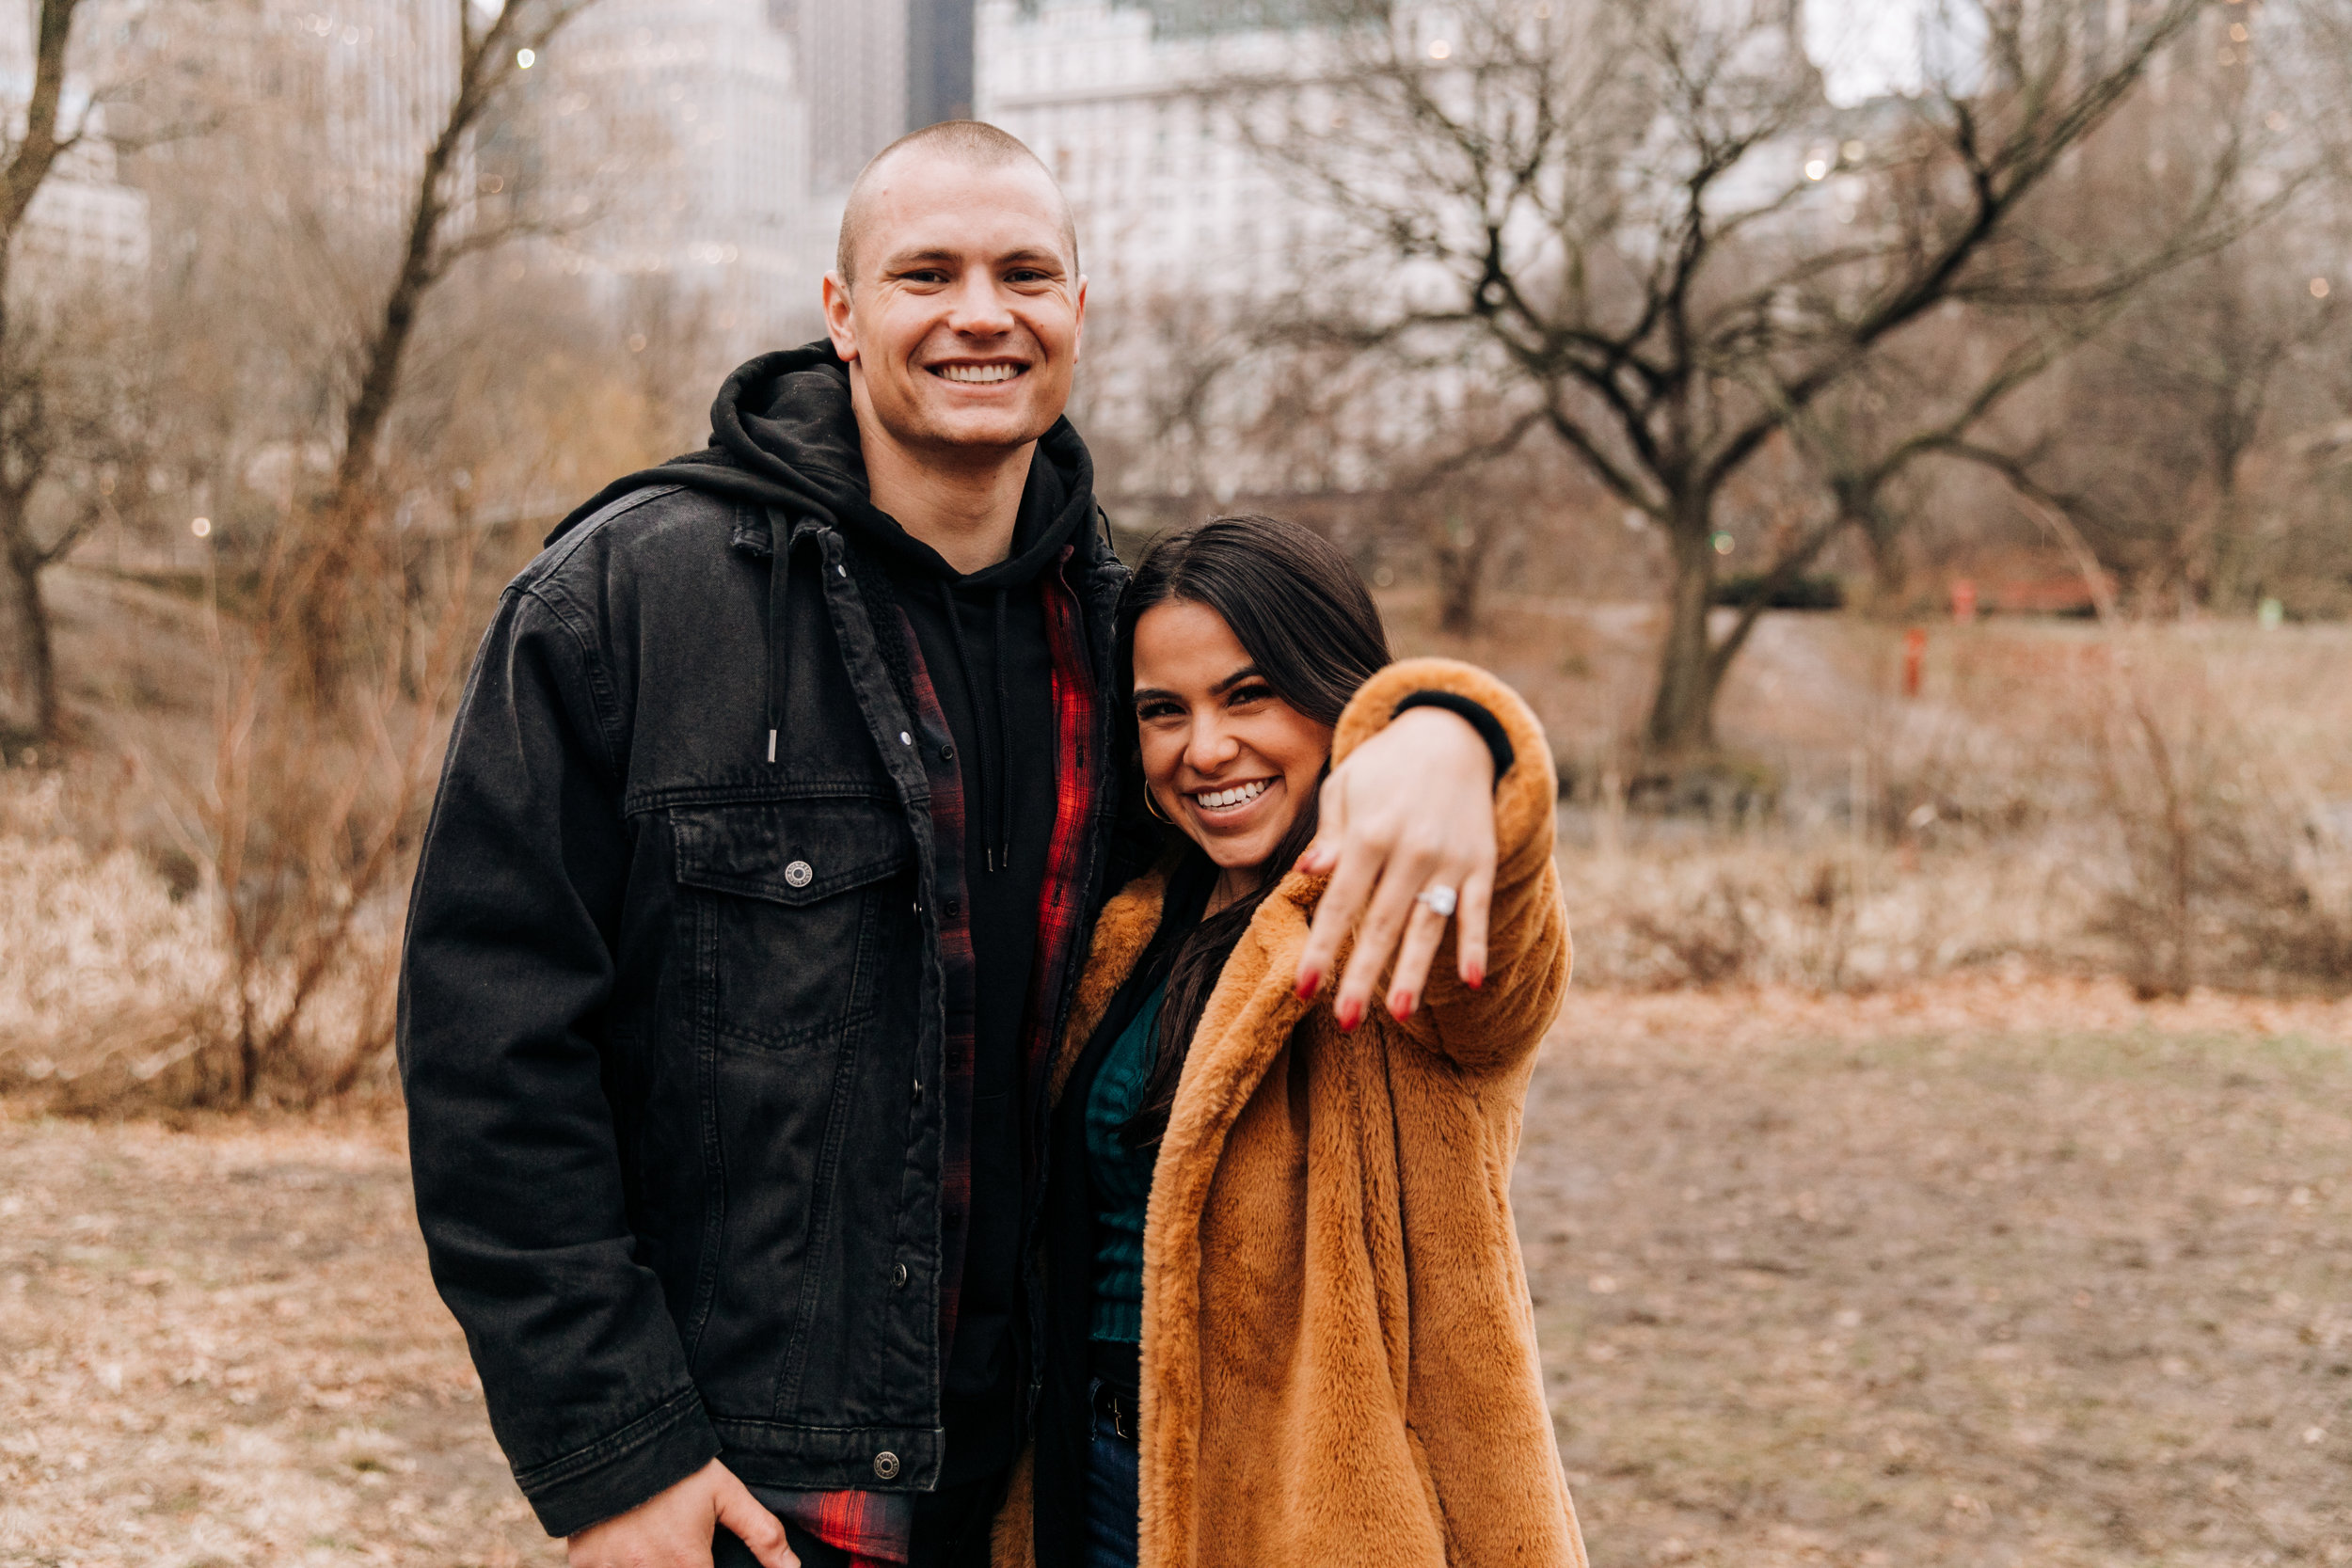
[400,121,1504,1568]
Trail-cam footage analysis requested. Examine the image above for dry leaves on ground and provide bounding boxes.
[1,975,2348,1565]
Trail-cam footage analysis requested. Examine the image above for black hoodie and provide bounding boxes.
[557,341,1097,1485]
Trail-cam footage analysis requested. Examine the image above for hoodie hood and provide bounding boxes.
[548,339,1097,589]
[551,341,1104,875]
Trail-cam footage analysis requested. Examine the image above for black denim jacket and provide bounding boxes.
[397,484,1127,1535]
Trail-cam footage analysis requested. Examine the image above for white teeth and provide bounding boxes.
[936,362,1021,383]
[1193,780,1268,811]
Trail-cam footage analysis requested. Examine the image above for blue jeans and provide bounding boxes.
[1085,1382,1141,1568]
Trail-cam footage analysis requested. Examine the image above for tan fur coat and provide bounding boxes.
[996,657,1583,1568]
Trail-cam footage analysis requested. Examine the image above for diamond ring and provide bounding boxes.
[1415,884,1458,919]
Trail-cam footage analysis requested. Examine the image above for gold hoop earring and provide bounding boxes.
[1145,788,1176,825]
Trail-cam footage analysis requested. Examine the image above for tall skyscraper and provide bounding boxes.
[797,0,977,195]
[909,0,977,127]
[799,4,910,192]
[975,0,1326,297]
[87,0,451,254]
[531,0,811,348]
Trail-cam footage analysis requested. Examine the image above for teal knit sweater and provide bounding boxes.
[1085,978,1168,1346]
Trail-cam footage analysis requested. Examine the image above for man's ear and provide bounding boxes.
[822,273,858,363]
[1071,275,1088,366]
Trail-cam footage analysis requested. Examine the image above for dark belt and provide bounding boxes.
[1091,1379,1140,1443]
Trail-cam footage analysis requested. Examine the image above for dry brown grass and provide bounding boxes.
[3,983,2346,1564]
[0,526,487,1111]
[6,592,2342,1112]
[1528,981,2352,1567]
[0,1105,556,1567]
[1379,594,2352,999]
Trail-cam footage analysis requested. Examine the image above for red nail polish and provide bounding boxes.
[1465,963,1485,990]
[1391,991,1416,1021]
[1337,998,1362,1031]
[1295,970,1322,1001]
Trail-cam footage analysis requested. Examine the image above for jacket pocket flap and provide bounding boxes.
[673,800,913,906]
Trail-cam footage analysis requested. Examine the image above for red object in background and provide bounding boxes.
[1950,578,1979,623]
[1902,626,1928,697]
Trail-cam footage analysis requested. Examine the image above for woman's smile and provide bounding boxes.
[1129,598,1336,904]
[1186,775,1277,822]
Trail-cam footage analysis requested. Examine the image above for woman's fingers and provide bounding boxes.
[1295,769,1345,879]
[1301,710,1501,1012]
[1454,859,1496,990]
[1332,832,1440,1027]
[1386,892,1453,1019]
[1295,775,1366,999]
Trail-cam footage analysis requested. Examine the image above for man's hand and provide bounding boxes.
[1295,706,1497,1026]
[567,1460,798,1568]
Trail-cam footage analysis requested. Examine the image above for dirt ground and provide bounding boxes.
[3,977,2348,1567]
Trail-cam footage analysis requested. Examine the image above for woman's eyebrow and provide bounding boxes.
[1131,668,1263,707]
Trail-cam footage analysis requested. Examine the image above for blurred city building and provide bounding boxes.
[797,2,910,193]
[188,0,471,235]
[0,0,151,282]
[310,0,468,231]
[975,0,1331,298]
[791,0,978,298]
[798,0,976,191]
[527,0,811,352]
[506,0,979,353]
[6,129,149,280]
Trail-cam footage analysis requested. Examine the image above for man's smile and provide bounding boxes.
[929,359,1028,384]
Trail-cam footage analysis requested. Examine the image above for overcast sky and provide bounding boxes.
[1804,0,1929,104]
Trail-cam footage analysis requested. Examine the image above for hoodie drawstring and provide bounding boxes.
[992,589,1013,871]
[936,581,1016,874]
[765,513,794,767]
[937,582,986,870]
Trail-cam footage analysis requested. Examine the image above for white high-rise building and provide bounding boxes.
[0,0,148,280]
[975,0,1326,300]
[314,0,468,231]
[11,131,149,279]
[535,0,812,347]
[800,2,911,192]
[788,0,977,291]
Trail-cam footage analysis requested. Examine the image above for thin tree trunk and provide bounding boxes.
[1434,534,1484,634]
[0,527,54,752]
[1645,503,1721,757]
[294,20,474,693]
[0,0,87,742]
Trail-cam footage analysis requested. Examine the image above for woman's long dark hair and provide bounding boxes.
[1116,514,1391,1148]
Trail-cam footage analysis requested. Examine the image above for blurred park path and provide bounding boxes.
[4,978,2348,1564]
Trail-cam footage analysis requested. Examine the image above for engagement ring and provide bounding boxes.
[1416,884,1458,919]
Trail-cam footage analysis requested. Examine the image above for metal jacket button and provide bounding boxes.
[891,1262,908,1289]
[873,1450,900,1481]
[784,860,813,888]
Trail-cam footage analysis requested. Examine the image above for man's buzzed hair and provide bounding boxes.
[835,119,1081,285]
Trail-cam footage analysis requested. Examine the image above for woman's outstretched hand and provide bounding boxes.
[1294,706,1498,1026]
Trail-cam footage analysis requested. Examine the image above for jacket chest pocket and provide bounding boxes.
[674,800,914,1052]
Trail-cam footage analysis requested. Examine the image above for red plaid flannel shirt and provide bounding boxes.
[765,553,1101,1565]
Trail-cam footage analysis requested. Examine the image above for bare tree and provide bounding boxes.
[0,0,135,750]
[292,0,599,689]
[1250,0,2277,756]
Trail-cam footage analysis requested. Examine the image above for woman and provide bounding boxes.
[1000,515,1583,1568]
